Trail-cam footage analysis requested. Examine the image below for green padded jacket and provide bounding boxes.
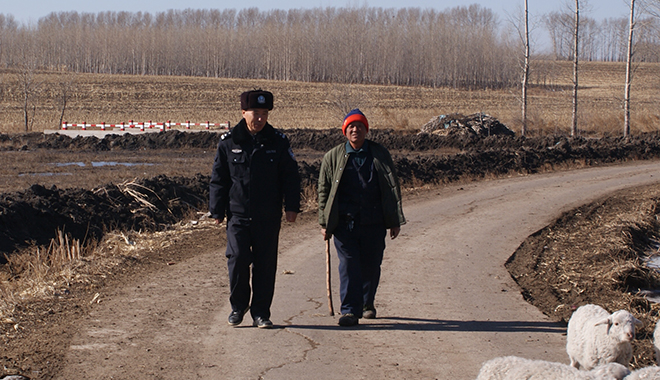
[318,140,406,234]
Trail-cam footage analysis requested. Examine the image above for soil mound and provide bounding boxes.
[0,175,209,263]
[2,128,660,155]
[420,113,515,137]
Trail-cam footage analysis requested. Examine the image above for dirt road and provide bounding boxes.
[53,160,660,380]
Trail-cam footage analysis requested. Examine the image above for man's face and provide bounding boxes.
[345,121,367,148]
[242,108,269,134]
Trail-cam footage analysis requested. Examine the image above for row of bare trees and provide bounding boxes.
[0,6,657,89]
[517,0,643,137]
[0,6,522,89]
[543,10,660,62]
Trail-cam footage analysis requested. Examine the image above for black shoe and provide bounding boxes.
[228,307,249,326]
[363,305,377,319]
[338,313,359,327]
[252,316,273,329]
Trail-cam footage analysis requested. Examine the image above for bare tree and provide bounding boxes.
[506,0,540,135]
[571,0,580,136]
[522,0,530,136]
[16,64,40,132]
[57,67,77,128]
[544,11,574,59]
[624,0,636,137]
[326,84,364,121]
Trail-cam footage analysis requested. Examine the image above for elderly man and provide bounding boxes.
[318,108,405,327]
[209,89,301,329]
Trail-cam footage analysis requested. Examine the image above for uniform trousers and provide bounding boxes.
[226,217,281,320]
[333,220,387,317]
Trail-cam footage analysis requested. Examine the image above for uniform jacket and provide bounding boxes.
[318,139,405,234]
[209,119,301,222]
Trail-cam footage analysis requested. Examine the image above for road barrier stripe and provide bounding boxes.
[62,120,231,131]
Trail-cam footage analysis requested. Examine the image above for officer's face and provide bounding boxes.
[242,109,269,135]
[345,121,367,149]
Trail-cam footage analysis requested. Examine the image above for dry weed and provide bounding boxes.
[0,231,88,318]
[115,179,166,213]
[0,214,218,320]
[300,183,318,212]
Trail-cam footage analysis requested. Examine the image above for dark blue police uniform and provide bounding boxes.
[209,119,300,321]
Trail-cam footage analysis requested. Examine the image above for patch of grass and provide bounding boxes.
[0,231,89,319]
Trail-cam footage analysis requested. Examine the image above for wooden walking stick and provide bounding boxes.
[325,239,335,316]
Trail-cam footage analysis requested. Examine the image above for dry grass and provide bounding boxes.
[300,183,318,212]
[0,231,89,319]
[0,214,218,320]
[115,179,169,213]
[0,60,659,136]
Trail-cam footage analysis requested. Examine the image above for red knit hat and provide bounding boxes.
[342,108,369,135]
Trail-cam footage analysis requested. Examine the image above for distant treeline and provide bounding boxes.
[0,6,657,88]
[544,12,660,62]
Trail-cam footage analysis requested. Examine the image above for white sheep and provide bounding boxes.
[567,304,643,370]
[475,356,631,380]
[653,322,660,365]
[623,366,660,380]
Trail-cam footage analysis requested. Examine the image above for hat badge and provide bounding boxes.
[257,95,266,104]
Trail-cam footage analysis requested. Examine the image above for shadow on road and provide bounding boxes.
[284,317,566,333]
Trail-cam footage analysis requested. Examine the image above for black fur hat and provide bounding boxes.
[240,90,274,110]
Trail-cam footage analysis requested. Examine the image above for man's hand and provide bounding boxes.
[321,228,331,241]
[390,226,401,239]
[214,218,223,224]
[285,211,298,223]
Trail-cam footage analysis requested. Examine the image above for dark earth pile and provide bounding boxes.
[2,129,660,261]
[0,175,209,261]
[419,112,516,137]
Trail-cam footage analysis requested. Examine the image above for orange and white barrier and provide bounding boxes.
[61,120,231,131]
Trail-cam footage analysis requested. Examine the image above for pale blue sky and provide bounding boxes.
[3,0,632,25]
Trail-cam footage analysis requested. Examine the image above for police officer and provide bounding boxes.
[318,108,405,327]
[209,90,301,329]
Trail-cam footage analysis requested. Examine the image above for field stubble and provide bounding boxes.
[0,61,658,136]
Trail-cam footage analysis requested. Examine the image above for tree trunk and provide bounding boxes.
[521,0,530,136]
[571,0,580,136]
[624,0,635,137]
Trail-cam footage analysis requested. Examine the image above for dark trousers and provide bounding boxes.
[226,218,281,320]
[333,221,387,317]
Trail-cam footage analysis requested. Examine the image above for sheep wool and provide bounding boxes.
[623,366,660,380]
[475,356,630,380]
[653,322,660,365]
[566,304,643,370]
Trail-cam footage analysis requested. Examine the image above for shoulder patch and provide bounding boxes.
[220,131,232,141]
[275,130,287,139]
